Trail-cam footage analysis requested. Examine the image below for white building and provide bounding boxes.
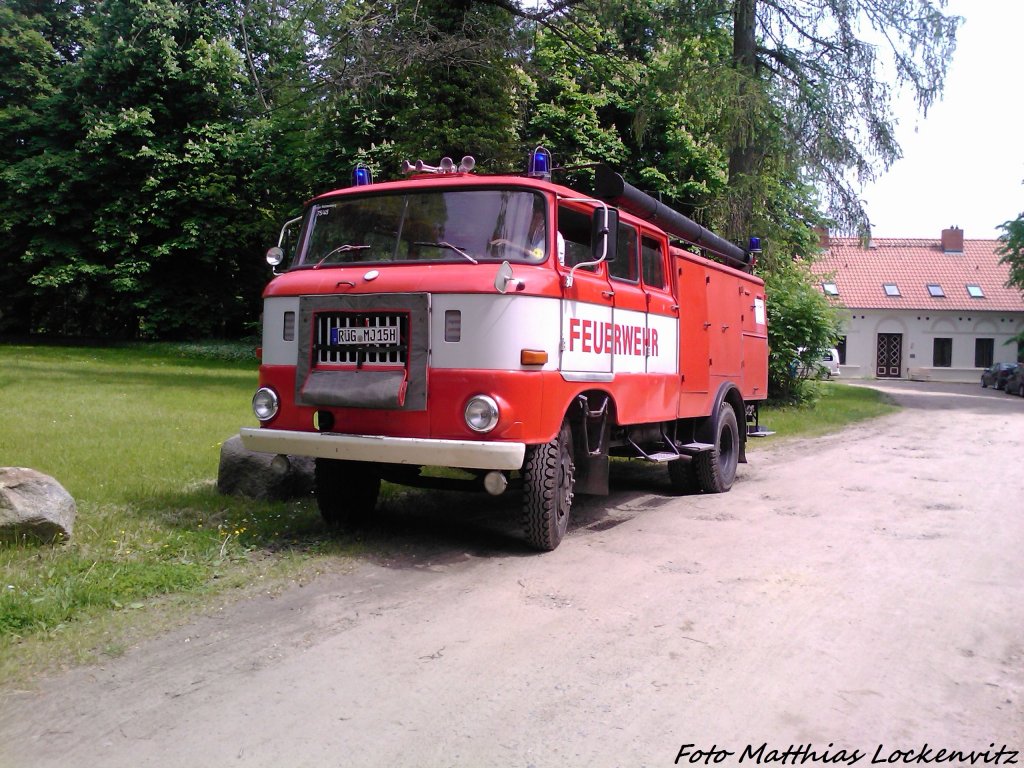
[812,227,1024,382]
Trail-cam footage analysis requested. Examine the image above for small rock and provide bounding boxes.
[0,467,76,544]
[217,435,314,500]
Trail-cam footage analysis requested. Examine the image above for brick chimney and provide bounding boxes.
[813,226,830,249]
[941,226,963,253]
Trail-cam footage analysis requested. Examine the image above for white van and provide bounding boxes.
[819,348,841,378]
[797,347,841,379]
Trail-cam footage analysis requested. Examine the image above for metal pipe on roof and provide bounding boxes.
[593,165,752,270]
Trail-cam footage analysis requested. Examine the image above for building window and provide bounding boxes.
[883,283,901,297]
[966,284,984,298]
[836,336,847,365]
[822,282,839,296]
[927,284,945,297]
[975,338,994,368]
[933,338,952,367]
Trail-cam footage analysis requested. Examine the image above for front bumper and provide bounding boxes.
[239,427,526,471]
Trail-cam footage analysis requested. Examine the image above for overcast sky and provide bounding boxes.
[858,0,1024,240]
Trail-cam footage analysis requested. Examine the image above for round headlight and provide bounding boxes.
[252,387,280,422]
[464,395,499,433]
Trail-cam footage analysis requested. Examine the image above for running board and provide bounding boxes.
[644,452,683,462]
[677,442,714,454]
[641,443,715,462]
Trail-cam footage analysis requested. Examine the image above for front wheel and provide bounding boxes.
[522,420,575,551]
[694,402,739,493]
[315,458,380,528]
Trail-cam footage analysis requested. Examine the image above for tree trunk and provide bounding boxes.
[727,0,758,239]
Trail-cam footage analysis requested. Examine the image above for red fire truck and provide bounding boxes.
[240,150,768,550]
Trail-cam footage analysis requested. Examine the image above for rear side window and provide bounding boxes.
[609,223,639,282]
[642,236,665,289]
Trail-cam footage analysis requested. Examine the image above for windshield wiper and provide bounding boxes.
[413,241,478,264]
[312,244,371,269]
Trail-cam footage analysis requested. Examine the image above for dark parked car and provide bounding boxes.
[1003,365,1024,397]
[981,362,1018,390]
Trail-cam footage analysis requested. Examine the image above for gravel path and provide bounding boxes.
[2,380,1021,768]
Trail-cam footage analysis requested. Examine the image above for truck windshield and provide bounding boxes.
[295,188,549,268]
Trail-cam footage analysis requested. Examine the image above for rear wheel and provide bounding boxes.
[695,402,739,493]
[522,420,575,551]
[315,458,380,528]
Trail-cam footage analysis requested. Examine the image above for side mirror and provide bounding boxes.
[592,206,619,263]
[494,261,525,294]
[268,215,303,272]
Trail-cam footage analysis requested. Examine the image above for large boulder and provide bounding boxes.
[217,435,314,501]
[0,467,76,544]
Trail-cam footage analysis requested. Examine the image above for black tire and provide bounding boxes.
[522,420,575,551]
[694,402,739,493]
[314,458,380,528]
[667,457,699,495]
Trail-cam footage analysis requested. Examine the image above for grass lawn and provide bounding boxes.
[757,380,898,441]
[0,343,361,685]
[0,343,896,684]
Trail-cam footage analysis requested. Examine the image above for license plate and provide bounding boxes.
[330,326,399,346]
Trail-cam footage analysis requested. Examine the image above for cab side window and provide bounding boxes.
[557,205,594,269]
[609,223,639,283]
[642,235,666,289]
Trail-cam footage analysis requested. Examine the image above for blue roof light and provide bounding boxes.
[528,146,552,180]
[352,165,373,186]
[748,236,762,253]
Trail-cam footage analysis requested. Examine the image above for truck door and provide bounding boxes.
[606,221,646,375]
[640,234,678,376]
[605,226,680,423]
[608,228,678,377]
[558,204,613,376]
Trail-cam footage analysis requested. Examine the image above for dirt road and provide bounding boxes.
[2,381,1022,768]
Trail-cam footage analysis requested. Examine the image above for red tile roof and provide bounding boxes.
[811,236,1024,312]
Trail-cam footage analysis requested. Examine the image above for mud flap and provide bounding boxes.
[574,452,609,496]
[301,369,408,409]
[573,398,610,495]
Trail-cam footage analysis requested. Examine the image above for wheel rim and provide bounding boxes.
[556,432,574,534]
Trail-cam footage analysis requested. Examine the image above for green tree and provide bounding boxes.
[0,0,963,351]
[998,211,1024,292]
[0,4,66,334]
[763,257,845,402]
[997,209,1024,355]
[9,0,273,338]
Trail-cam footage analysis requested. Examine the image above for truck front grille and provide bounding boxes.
[313,311,408,367]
